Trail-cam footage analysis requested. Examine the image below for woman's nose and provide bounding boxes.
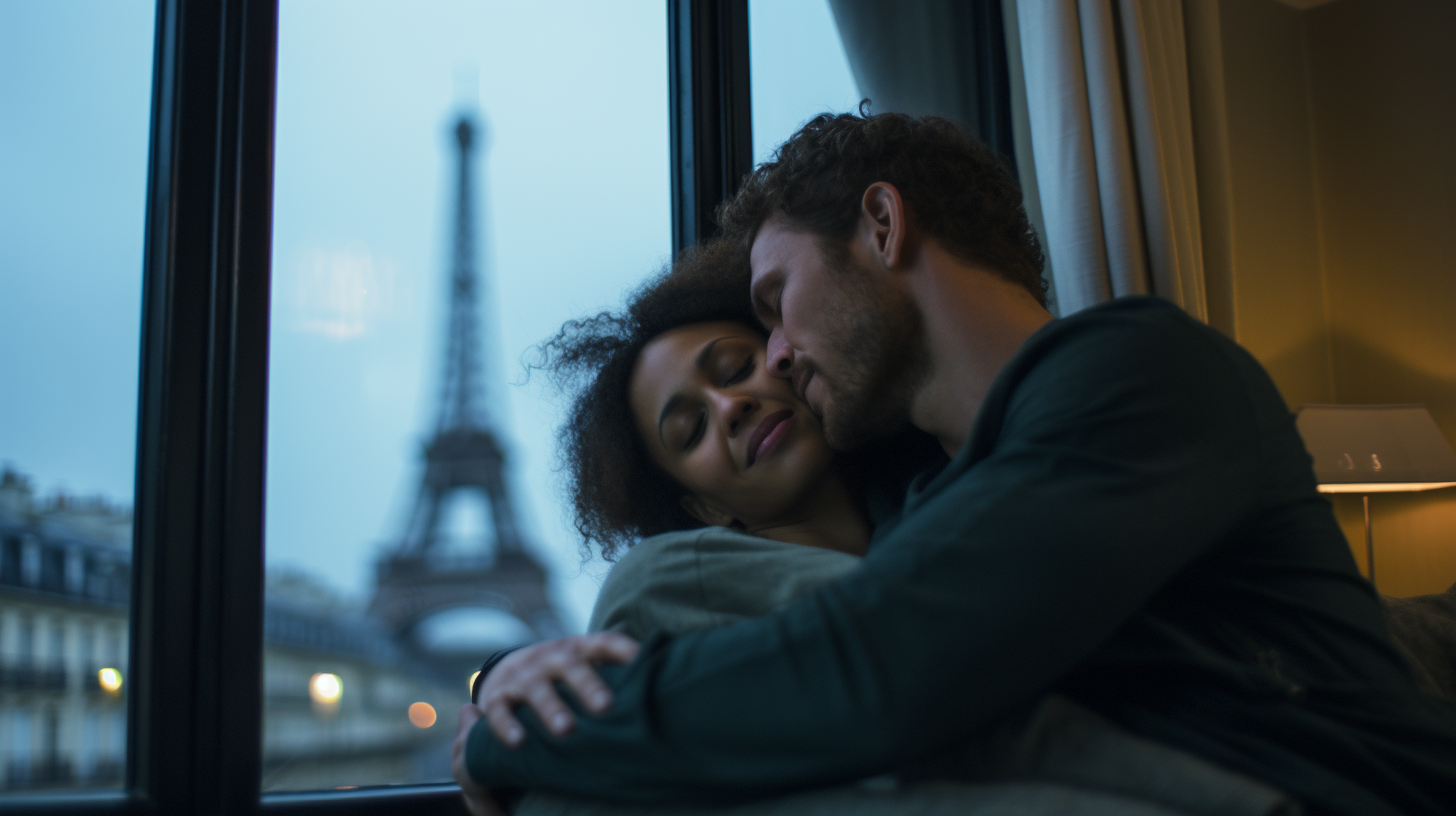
[714,392,758,436]
[766,329,795,379]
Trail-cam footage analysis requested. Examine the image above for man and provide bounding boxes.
[454,113,1456,815]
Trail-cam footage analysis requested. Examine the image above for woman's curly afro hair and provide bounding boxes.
[535,239,757,562]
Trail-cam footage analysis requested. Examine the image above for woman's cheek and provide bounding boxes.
[685,447,732,493]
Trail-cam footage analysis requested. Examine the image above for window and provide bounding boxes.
[747,0,861,166]
[1,1,753,812]
[263,0,669,790]
[0,0,151,797]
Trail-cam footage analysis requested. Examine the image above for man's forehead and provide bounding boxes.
[749,217,813,284]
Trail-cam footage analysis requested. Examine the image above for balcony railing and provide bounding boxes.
[3,758,75,790]
[0,661,68,691]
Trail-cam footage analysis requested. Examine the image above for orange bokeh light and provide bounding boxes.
[408,701,437,728]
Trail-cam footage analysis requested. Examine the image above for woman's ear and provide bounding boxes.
[680,495,737,529]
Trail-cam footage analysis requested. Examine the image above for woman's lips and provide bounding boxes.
[747,409,794,467]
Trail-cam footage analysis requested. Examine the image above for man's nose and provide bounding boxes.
[766,330,794,379]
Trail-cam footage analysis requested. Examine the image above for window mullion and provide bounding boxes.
[130,1,275,814]
[668,0,753,254]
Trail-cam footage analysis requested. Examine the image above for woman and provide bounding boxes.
[536,239,936,570]
[468,241,1290,816]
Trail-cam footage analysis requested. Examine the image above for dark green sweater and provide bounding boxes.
[469,298,1456,815]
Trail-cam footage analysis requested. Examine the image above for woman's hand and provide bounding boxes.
[478,632,641,747]
[452,704,505,816]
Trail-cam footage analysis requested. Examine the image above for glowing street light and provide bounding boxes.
[98,668,123,695]
[408,702,437,728]
[309,672,342,705]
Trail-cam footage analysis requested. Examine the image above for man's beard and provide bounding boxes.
[812,264,930,450]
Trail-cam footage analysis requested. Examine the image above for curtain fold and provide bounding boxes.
[1012,0,1208,319]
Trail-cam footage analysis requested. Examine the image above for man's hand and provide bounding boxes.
[478,632,640,747]
[452,704,504,816]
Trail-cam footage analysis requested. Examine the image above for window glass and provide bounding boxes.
[265,0,669,790]
[0,0,153,796]
[749,0,861,166]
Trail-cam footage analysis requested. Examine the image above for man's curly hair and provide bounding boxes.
[535,239,757,561]
[718,110,1047,306]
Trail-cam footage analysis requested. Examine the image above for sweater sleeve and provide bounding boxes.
[467,309,1269,803]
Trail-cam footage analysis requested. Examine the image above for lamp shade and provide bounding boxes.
[1295,404,1456,493]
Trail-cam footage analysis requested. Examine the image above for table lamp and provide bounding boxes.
[1295,405,1456,589]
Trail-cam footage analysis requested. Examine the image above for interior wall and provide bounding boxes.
[1208,0,1456,596]
[1210,0,1335,408]
[1304,0,1456,598]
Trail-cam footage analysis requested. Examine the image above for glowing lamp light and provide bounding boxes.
[409,702,437,728]
[309,672,343,705]
[469,670,481,697]
[98,668,123,694]
[1296,404,1456,589]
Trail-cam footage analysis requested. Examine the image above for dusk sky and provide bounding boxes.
[0,0,860,633]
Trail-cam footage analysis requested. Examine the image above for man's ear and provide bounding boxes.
[859,181,908,270]
[680,495,737,529]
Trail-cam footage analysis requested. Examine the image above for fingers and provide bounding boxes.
[452,704,479,766]
[483,696,526,747]
[451,704,499,815]
[561,660,613,714]
[525,677,577,735]
[458,701,482,730]
[476,632,643,746]
[583,630,642,664]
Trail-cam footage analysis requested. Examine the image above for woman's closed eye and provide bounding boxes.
[724,355,754,386]
[680,356,753,451]
[684,412,706,450]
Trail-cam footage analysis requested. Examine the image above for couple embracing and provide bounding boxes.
[453,113,1456,815]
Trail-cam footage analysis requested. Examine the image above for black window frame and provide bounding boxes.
[4,1,749,814]
[669,0,753,253]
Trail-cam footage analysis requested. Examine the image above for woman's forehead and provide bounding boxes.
[629,322,763,416]
[646,321,761,358]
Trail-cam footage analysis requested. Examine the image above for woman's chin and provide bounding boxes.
[747,453,835,503]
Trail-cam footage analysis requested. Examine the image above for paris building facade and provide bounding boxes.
[0,469,459,793]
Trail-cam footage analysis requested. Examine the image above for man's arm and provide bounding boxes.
[470,530,859,748]
[467,311,1268,803]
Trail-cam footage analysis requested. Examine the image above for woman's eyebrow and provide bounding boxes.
[696,336,732,370]
[657,336,734,442]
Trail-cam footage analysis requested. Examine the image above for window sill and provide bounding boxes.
[263,783,468,816]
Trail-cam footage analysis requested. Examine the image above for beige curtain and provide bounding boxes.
[1006,0,1207,320]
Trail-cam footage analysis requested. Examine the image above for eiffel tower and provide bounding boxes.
[369,113,565,659]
